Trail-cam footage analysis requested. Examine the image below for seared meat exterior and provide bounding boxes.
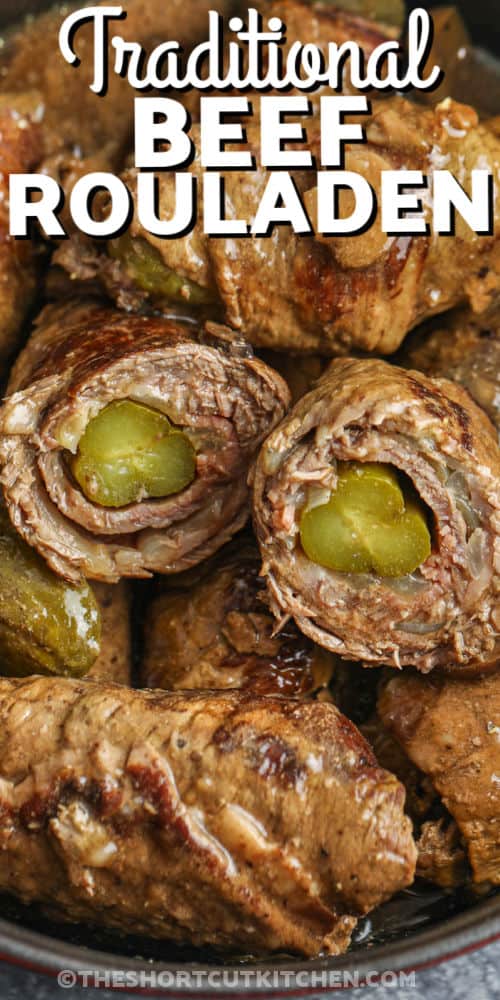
[416,819,468,889]
[379,669,500,885]
[0,676,416,955]
[89,583,131,685]
[327,663,469,889]
[140,535,335,696]
[0,94,44,363]
[0,299,289,583]
[252,358,500,672]
[404,307,500,439]
[58,99,500,355]
[0,0,234,167]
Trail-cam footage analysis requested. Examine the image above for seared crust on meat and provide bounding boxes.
[140,535,336,696]
[0,677,416,956]
[0,95,44,362]
[57,98,500,355]
[378,669,500,885]
[0,299,289,583]
[252,358,500,672]
[403,307,500,438]
[1,0,235,161]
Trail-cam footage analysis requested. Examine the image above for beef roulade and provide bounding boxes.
[140,535,336,697]
[0,94,44,364]
[378,669,500,887]
[57,98,500,355]
[0,676,416,956]
[252,358,500,673]
[404,306,500,440]
[0,299,289,583]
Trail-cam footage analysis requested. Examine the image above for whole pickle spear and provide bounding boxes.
[0,507,100,678]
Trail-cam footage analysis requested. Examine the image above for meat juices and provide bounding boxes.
[0,676,416,956]
[140,536,335,696]
[252,358,500,672]
[0,299,289,583]
[57,98,500,355]
[379,670,500,886]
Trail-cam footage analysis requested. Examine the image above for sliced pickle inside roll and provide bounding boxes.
[0,507,100,677]
[300,462,431,577]
[70,400,196,508]
[108,234,215,307]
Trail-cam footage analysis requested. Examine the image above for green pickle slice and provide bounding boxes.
[108,234,214,307]
[300,462,431,578]
[0,507,100,678]
[70,400,196,508]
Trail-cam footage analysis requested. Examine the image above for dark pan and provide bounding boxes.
[0,0,498,993]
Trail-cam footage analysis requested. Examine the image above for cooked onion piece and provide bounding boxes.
[253,358,500,673]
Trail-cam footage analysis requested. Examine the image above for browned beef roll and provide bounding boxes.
[89,583,131,685]
[140,535,335,696]
[58,99,500,355]
[378,669,500,886]
[0,94,44,364]
[0,299,289,583]
[404,307,500,439]
[252,358,500,673]
[0,676,416,956]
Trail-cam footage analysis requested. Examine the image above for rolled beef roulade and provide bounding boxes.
[0,94,44,364]
[378,669,500,886]
[0,676,416,956]
[404,307,500,439]
[140,535,336,696]
[253,358,500,673]
[58,98,500,355]
[0,299,289,583]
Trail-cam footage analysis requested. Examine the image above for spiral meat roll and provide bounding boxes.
[0,299,289,583]
[252,358,500,673]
